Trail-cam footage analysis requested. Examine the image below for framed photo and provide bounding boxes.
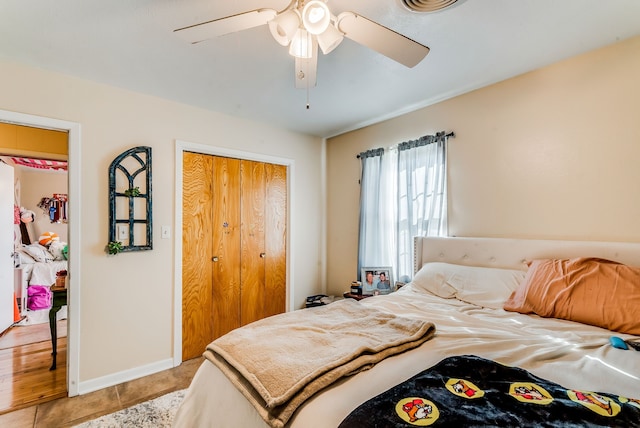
[360,267,393,295]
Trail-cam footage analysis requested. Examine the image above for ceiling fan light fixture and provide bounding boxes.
[289,28,313,58]
[268,9,300,46]
[317,24,343,54]
[302,1,331,35]
[175,0,433,89]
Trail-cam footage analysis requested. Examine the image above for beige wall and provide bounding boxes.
[19,168,69,243]
[326,35,640,296]
[0,61,324,383]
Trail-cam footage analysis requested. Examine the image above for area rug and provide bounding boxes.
[73,389,186,428]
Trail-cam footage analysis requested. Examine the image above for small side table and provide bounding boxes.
[343,292,374,301]
[49,286,67,371]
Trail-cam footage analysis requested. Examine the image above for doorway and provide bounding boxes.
[173,141,295,365]
[0,109,81,404]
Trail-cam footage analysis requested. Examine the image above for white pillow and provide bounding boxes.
[411,262,527,309]
[23,244,54,263]
[15,247,36,264]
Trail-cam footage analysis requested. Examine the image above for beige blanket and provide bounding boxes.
[205,298,435,427]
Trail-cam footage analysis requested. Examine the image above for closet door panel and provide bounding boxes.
[211,156,242,339]
[182,152,215,361]
[183,154,288,361]
[264,163,287,317]
[240,160,266,326]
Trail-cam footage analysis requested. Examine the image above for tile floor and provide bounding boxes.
[0,357,203,428]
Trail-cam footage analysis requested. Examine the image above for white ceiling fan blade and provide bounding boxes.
[174,9,277,44]
[295,40,318,89]
[336,12,430,68]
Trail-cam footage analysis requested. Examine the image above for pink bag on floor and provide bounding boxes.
[27,285,52,310]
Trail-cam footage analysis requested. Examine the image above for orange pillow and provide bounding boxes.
[503,257,640,335]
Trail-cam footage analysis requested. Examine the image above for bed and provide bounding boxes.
[173,236,640,427]
[14,242,68,323]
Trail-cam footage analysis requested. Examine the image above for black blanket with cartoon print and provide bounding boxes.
[338,355,640,428]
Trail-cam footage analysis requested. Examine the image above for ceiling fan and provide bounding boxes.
[174,0,435,91]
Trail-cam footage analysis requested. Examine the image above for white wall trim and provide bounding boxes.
[320,138,327,294]
[0,109,81,397]
[78,358,174,395]
[173,140,295,366]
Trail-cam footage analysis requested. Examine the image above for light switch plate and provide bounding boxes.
[117,225,127,240]
[161,225,171,239]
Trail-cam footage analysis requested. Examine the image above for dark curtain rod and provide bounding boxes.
[356,131,455,159]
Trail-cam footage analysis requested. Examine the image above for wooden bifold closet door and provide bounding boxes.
[182,152,286,361]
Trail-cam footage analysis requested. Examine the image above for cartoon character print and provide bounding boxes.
[509,382,554,405]
[453,380,476,396]
[395,397,440,426]
[618,396,640,410]
[403,398,432,422]
[568,390,621,417]
[514,385,546,401]
[575,391,612,415]
[445,378,485,399]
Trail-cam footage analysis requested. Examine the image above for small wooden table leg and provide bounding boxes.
[49,306,58,370]
[49,288,67,371]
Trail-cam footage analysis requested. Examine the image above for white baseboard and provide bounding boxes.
[77,358,175,395]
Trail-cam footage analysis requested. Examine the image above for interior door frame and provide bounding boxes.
[173,140,295,366]
[0,109,81,397]
[0,162,14,333]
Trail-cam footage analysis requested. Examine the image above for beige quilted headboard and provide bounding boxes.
[413,236,640,275]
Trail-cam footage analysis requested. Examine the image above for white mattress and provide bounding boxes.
[174,285,640,427]
[28,260,67,286]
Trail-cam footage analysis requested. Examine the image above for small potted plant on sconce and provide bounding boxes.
[106,240,124,255]
[123,187,140,197]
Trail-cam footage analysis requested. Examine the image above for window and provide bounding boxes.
[358,132,449,280]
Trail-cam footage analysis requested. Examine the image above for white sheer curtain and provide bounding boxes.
[357,132,448,282]
[357,148,395,280]
[395,133,448,279]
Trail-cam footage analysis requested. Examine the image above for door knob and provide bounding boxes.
[260,253,266,258]
[212,256,219,262]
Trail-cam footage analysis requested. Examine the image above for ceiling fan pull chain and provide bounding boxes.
[306,57,310,109]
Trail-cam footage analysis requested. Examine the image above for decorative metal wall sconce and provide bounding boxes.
[107,146,152,254]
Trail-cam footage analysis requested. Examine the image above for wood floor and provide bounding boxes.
[0,320,67,415]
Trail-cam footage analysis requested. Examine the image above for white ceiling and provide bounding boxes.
[1,0,639,138]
